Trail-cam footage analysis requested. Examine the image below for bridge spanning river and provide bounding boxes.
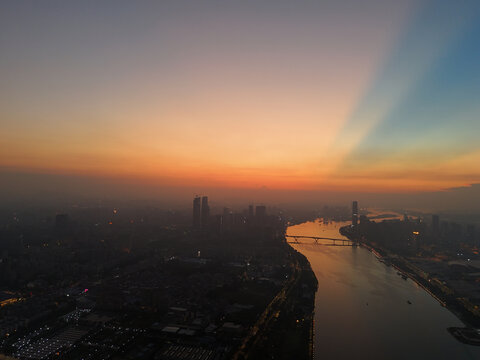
[285,234,356,246]
[287,218,480,360]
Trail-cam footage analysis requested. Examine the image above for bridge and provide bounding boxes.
[285,235,357,246]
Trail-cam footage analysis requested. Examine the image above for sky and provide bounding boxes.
[1,0,480,209]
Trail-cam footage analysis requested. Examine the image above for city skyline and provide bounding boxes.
[3,2,480,359]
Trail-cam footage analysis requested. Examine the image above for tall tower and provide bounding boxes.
[352,201,358,226]
[201,196,210,227]
[193,196,201,228]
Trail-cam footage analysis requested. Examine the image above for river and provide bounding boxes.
[287,219,480,360]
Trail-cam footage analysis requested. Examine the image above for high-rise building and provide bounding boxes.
[193,196,201,228]
[201,196,210,227]
[352,201,358,226]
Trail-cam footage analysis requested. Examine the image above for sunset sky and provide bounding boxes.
[2,0,480,197]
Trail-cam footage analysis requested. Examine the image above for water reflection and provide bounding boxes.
[287,219,480,360]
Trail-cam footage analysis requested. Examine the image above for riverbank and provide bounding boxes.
[288,218,480,358]
[233,243,318,360]
[340,225,480,338]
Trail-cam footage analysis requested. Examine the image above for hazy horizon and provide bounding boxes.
[1,168,479,215]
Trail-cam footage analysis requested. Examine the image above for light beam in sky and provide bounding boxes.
[1,0,480,194]
[324,0,480,191]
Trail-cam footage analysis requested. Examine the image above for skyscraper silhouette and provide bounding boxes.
[201,196,210,227]
[193,196,201,228]
[352,201,358,226]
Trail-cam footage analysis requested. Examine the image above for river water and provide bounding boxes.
[287,219,480,360]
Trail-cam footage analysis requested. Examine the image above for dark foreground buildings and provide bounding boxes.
[0,199,315,360]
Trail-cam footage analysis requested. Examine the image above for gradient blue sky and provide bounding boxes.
[1,0,479,200]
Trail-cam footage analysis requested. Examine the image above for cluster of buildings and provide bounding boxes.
[346,201,480,325]
[192,195,269,232]
[349,200,478,250]
[1,248,289,360]
[193,196,210,229]
[430,214,477,247]
[0,199,293,360]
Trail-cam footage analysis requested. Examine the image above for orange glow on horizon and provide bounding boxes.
[1,1,480,196]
